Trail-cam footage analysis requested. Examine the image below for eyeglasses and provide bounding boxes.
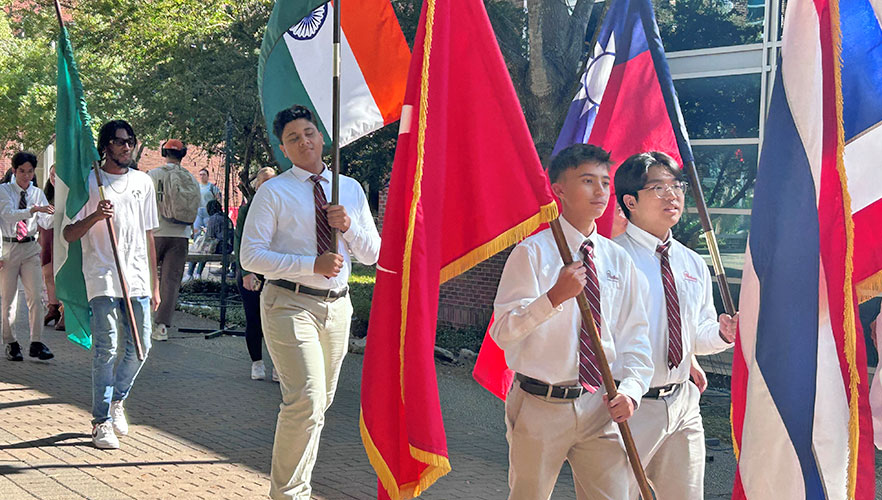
[110,138,136,148]
[640,181,688,198]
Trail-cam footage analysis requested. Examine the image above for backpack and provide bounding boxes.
[150,164,201,225]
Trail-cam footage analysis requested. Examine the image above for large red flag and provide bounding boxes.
[358,0,558,498]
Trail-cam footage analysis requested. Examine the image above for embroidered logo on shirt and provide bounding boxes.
[605,270,620,283]
[683,271,699,283]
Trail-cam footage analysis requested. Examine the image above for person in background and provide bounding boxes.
[235,166,276,381]
[148,139,200,342]
[40,164,63,330]
[1,152,56,362]
[185,168,220,281]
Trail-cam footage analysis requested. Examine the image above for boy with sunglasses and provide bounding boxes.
[63,120,160,450]
[613,151,738,499]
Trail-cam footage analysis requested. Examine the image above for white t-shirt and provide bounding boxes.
[74,168,159,301]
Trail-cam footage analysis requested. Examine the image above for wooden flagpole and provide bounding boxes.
[54,0,144,361]
[548,219,655,500]
[90,162,145,361]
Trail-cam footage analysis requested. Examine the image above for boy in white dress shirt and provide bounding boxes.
[240,105,380,500]
[1,151,55,362]
[612,151,738,499]
[490,144,653,500]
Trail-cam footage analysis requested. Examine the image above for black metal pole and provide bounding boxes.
[219,115,232,330]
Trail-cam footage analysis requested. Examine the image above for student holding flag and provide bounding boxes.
[613,151,738,499]
[63,120,160,450]
[489,144,653,499]
[240,105,380,499]
[1,151,56,362]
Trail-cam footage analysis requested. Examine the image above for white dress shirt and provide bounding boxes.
[239,165,380,290]
[489,216,654,406]
[0,180,52,254]
[614,223,731,387]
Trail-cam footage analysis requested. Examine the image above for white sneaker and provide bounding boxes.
[251,361,266,380]
[110,400,128,437]
[272,368,280,382]
[92,421,120,449]
[151,323,168,342]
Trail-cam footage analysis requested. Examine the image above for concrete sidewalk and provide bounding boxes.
[1,306,740,499]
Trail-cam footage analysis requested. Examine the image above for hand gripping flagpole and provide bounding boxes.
[91,161,146,361]
[330,0,341,250]
[54,0,143,361]
[548,219,655,499]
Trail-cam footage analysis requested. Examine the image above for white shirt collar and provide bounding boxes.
[625,222,672,253]
[288,163,330,183]
[10,178,30,195]
[559,215,598,254]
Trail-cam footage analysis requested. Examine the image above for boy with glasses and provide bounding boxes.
[613,151,738,499]
[63,120,160,449]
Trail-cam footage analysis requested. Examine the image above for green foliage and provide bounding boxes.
[349,263,376,337]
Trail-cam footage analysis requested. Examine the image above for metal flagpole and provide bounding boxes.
[330,0,341,250]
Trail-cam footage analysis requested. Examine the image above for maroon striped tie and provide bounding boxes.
[310,174,332,255]
[657,242,683,369]
[578,240,603,392]
[15,190,27,241]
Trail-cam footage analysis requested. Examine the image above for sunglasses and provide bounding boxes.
[110,138,136,148]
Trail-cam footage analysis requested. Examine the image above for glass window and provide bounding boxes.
[654,0,764,52]
[674,144,757,254]
[674,74,761,139]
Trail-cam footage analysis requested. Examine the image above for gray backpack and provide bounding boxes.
[150,164,201,225]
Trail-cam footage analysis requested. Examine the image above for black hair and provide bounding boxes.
[273,105,319,141]
[547,144,611,184]
[614,151,683,219]
[97,120,137,159]
[199,168,209,175]
[161,149,186,160]
[206,199,222,216]
[11,151,38,170]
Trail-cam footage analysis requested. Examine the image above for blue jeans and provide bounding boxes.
[90,296,152,425]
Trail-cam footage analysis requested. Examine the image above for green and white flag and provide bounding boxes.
[54,25,100,349]
[258,0,410,170]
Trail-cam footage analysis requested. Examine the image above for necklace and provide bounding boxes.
[103,168,130,194]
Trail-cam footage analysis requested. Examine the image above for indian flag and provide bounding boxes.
[54,25,100,349]
[258,0,410,169]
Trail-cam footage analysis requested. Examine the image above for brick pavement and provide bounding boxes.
[0,303,741,499]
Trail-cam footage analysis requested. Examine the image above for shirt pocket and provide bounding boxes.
[674,269,704,323]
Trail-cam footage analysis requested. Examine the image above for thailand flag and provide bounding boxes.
[473,0,695,399]
[731,0,882,499]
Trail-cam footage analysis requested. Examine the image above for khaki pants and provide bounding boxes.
[261,283,352,500]
[1,240,43,345]
[154,236,189,326]
[505,381,630,500]
[627,382,705,500]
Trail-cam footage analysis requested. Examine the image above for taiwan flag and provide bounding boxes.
[474,0,695,399]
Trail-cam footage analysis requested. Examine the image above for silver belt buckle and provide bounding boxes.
[325,288,334,300]
[293,282,301,294]
[658,384,675,398]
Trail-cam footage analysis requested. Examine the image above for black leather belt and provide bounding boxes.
[2,236,34,243]
[268,279,348,301]
[643,383,681,399]
[515,373,585,400]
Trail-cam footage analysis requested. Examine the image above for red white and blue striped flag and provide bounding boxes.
[731,0,882,498]
[474,0,694,399]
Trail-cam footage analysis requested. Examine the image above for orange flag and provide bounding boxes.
[358,0,558,497]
